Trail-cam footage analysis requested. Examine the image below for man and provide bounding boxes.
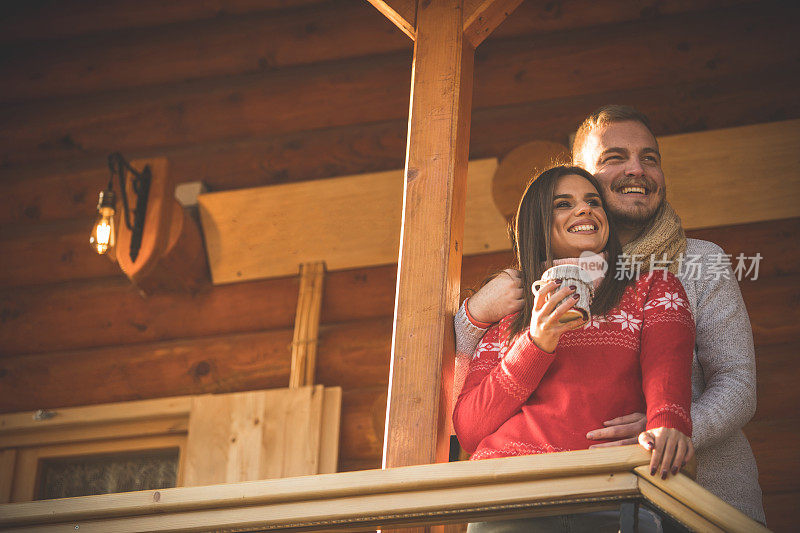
[455,105,765,523]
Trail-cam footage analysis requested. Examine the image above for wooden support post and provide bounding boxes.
[365,0,523,479]
[290,262,326,389]
[382,0,474,471]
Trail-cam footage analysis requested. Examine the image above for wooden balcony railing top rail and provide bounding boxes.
[0,446,768,533]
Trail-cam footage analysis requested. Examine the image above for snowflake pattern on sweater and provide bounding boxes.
[453,272,694,460]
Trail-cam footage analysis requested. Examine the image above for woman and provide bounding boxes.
[453,167,694,528]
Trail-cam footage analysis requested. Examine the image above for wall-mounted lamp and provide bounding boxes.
[90,189,116,255]
[90,153,151,262]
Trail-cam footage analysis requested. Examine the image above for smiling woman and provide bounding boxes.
[550,173,609,259]
[453,165,697,532]
[507,166,627,338]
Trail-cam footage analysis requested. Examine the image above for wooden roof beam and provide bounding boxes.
[365,0,417,40]
[463,0,524,48]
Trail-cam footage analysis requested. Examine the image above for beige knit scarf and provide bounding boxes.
[621,201,687,274]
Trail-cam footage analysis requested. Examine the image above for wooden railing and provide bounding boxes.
[0,446,768,532]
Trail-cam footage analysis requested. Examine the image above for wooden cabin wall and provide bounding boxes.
[0,0,797,528]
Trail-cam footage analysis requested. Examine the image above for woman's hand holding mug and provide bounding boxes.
[529,279,586,353]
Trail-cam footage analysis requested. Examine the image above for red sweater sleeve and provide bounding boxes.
[640,272,695,436]
[452,320,556,453]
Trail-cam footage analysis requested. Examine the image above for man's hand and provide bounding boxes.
[586,412,646,448]
[466,269,524,324]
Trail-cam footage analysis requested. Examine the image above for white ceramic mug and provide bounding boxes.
[532,264,594,323]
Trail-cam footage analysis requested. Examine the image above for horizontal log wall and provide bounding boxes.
[0,0,797,529]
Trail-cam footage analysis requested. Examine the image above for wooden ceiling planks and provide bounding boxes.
[1,3,795,168]
[487,0,759,41]
[0,2,409,103]
[0,1,754,103]
[2,66,795,231]
[1,67,797,235]
[0,0,330,43]
[0,52,413,167]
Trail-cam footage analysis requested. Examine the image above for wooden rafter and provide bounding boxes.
[365,0,416,40]
[463,0,524,48]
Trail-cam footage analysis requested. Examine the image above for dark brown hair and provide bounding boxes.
[572,104,657,166]
[507,166,629,339]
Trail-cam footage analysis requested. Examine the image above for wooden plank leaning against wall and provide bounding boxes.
[0,386,341,503]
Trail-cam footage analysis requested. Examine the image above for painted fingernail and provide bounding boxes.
[671,466,678,475]
[555,279,563,284]
[569,285,577,290]
[586,432,595,439]
[572,294,579,299]
[650,468,656,476]
[661,471,667,480]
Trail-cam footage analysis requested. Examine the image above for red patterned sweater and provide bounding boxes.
[453,272,694,459]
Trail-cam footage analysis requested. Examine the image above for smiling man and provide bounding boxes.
[573,116,666,243]
[454,105,765,524]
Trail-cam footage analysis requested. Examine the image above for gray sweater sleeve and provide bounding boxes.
[455,299,489,357]
[689,241,758,449]
[452,300,490,404]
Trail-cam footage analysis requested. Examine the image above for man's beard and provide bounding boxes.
[607,177,665,228]
[613,198,663,227]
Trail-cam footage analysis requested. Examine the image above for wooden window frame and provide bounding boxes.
[0,395,192,505]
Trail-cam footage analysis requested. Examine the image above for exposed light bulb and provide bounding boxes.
[90,190,116,255]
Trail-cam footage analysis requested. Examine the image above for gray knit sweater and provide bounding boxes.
[453,238,765,522]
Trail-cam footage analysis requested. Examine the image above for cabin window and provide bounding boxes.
[36,448,179,500]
